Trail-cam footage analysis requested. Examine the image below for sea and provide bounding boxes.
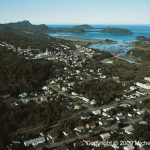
[47,25,150,58]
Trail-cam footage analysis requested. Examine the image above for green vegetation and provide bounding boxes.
[48,24,93,33]
[128,36,150,62]
[0,96,69,149]
[49,26,85,33]
[101,27,133,35]
[0,20,49,33]
[0,23,75,50]
[132,123,150,141]
[0,47,63,96]
[54,36,114,47]
[0,21,76,96]
[74,79,125,105]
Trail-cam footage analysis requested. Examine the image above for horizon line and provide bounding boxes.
[1,20,150,26]
[46,23,150,26]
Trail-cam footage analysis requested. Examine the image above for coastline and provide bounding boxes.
[53,36,115,47]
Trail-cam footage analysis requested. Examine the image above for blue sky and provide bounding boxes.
[0,0,150,24]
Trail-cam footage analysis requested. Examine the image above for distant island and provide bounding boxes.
[101,27,133,35]
[74,24,93,29]
[0,20,94,34]
[48,26,85,33]
[49,24,93,33]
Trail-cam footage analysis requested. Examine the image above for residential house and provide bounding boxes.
[74,126,85,133]
[136,109,145,115]
[92,110,101,115]
[116,112,125,121]
[100,132,111,141]
[24,136,45,147]
[136,82,150,90]
[103,107,114,113]
[122,125,134,135]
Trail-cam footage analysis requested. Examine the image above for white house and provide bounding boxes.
[71,92,78,96]
[100,132,111,141]
[90,100,96,105]
[74,105,80,110]
[136,82,150,90]
[19,92,27,98]
[74,126,84,133]
[80,97,89,103]
[144,77,150,82]
[42,86,49,91]
[103,107,114,112]
[92,110,101,115]
[122,125,134,135]
[24,136,45,147]
[136,109,145,115]
[139,121,148,125]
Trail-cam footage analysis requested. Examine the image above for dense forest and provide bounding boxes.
[0,96,68,149]
[0,46,63,96]
[74,79,125,105]
[0,22,70,149]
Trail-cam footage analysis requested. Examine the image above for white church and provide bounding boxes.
[36,49,49,59]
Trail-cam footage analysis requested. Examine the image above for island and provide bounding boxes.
[0,21,93,34]
[100,27,133,35]
[48,24,93,33]
[48,26,85,33]
[73,24,93,29]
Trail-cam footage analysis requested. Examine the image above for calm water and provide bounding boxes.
[48,25,150,56]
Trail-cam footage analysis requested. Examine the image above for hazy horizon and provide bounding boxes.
[1,0,150,25]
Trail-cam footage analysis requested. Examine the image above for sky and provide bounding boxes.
[0,0,150,25]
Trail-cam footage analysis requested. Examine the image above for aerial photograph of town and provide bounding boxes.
[0,0,150,150]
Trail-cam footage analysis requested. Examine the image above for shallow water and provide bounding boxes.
[48,25,150,56]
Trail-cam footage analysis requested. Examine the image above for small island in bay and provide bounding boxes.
[73,24,93,29]
[101,27,133,35]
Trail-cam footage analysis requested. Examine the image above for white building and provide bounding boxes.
[103,107,114,112]
[136,82,150,90]
[144,77,150,82]
[24,136,45,147]
[92,110,101,115]
[100,132,111,141]
[122,125,134,135]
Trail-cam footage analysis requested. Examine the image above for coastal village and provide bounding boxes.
[1,39,150,150]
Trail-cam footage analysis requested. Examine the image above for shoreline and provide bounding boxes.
[52,36,115,46]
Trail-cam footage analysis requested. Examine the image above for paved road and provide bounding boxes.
[113,55,139,64]
[17,83,150,134]
[45,117,143,149]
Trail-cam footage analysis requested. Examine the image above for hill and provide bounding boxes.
[48,26,85,33]
[0,22,75,96]
[101,27,133,35]
[48,24,93,33]
[0,20,50,33]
